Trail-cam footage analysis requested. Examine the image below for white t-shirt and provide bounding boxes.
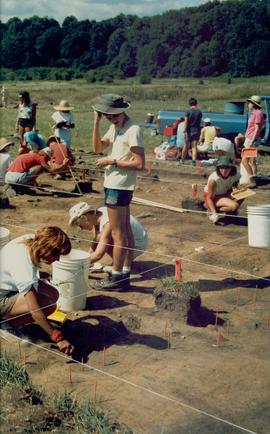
[212,137,234,155]
[52,111,74,147]
[204,171,240,195]
[18,103,33,119]
[98,207,148,253]
[102,117,144,191]
[0,234,39,297]
[0,153,11,183]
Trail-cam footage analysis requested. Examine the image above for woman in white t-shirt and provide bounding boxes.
[91,94,145,290]
[0,226,74,355]
[204,156,242,223]
[68,202,148,273]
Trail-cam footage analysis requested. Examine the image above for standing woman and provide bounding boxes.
[0,226,74,354]
[241,95,265,187]
[92,94,145,290]
[16,91,37,143]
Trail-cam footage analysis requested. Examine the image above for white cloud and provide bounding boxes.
[1,0,206,23]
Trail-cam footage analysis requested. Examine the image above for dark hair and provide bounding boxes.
[19,91,31,105]
[189,97,197,106]
[216,166,237,177]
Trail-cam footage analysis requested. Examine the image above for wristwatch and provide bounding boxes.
[112,159,117,167]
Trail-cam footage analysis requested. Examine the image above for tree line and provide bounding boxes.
[1,0,269,82]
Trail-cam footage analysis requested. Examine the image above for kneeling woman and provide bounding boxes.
[0,226,74,354]
[204,156,243,223]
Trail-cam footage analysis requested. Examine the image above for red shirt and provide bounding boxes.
[50,142,75,165]
[8,153,47,173]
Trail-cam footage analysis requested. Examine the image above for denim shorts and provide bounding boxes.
[104,188,133,207]
[18,118,33,128]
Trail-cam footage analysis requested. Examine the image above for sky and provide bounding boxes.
[1,0,208,23]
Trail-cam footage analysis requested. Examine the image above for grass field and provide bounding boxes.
[1,75,269,156]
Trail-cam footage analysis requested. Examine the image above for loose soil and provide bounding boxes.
[1,157,270,434]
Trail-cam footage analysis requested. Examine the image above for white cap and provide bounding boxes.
[69,202,96,225]
[40,147,52,157]
[212,137,234,153]
[203,117,211,123]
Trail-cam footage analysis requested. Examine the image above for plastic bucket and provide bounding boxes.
[247,205,270,247]
[0,227,10,250]
[52,249,90,312]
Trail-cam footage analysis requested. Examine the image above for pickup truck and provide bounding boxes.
[155,96,270,146]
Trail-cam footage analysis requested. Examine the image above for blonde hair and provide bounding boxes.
[23,226,71,266]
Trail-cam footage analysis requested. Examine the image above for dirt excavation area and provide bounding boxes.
[1,158,270,434]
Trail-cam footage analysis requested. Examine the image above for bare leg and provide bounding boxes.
[191,140,198,161]
[107,206,129,272]
[215,197,240,213]
[4,281,59,327]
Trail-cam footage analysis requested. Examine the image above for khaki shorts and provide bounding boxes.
[0,293,19,318]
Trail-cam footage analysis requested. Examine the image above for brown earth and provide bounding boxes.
[1,157,270,434]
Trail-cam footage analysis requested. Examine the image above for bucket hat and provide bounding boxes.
[24,131,46,150]
[0,137,14,151]
[203,117,211,123]
[69,202,96,225]
[246,95,262,109]
[216,156,235,168]
[53,100,74,111]
[92,94,130,114]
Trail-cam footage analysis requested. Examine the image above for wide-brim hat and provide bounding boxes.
[216,156,235,168]
[92,94,130,114]
[69,202,96,225]
[247,95,262,109]
[53,100,74,111]
[0,137,14,151]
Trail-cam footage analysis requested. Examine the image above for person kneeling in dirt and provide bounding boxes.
[204,156,243,224]
[68,202,148,283]
[47,135,75,180]
[0,226,74,354]
[5,147,69,186]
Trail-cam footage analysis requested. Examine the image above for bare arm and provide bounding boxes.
[92,111,110,153]
[206,179,218,214]
[41,158,69,174]
[24,289,73,354]
[89,224,112,262]
[96,147,145,171]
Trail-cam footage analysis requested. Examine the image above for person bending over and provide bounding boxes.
[204,156,243,224]
[0,226,74,354]
[69,202,148,282]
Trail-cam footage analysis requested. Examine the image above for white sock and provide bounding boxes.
[122,266,131,274]
[112,269,122,276]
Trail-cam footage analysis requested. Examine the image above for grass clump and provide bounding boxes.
[154,277,201,318]
[0,351,30,389]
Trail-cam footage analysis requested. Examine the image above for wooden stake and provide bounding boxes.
[197,161,202,174]
[68,365,72,384]
[253,288,257,309]
[147,161,152,176]
[226,320,230,337]
[191,183,197,199]
[93,381,97,402]
[164,320,169,338]
[215,306,219,327]
[18,342,22,361]
[216,329,221,348]
[175,258,182,282]
[102,347,106,366]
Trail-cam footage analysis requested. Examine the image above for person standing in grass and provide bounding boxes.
[91,94,145,290]
[16,91,37,143]
[52,100,75,148]
[181,97,202,166]
[0,226,74,355]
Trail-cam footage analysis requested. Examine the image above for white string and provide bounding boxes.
[0,337,258,434]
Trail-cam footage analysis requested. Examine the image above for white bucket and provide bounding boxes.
[52,249,90,312]
[0,227,10,250]
[247,205,270,247]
